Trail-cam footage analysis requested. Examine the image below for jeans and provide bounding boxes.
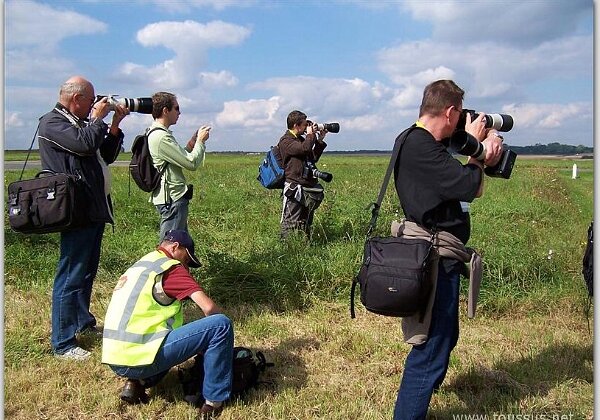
[394,264,461,420]
[51,222,105,354]
[156,196,190,240]
[110,314,234,403]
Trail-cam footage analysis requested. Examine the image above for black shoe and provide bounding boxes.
[119,379,149,405]
[198,403,223,419]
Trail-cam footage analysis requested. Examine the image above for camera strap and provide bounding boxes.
[366,126,417,237]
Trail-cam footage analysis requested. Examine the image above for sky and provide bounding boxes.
[4,0,594,152]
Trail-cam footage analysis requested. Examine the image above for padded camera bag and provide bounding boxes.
[350,126,435,318]
[7,170,85,234]
[257,145,285,189]
[354,235,434,317]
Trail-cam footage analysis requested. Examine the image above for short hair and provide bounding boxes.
[419,80,464,118]
[152,92,177,119]
[287,110,307,129]
[59,81,88,103]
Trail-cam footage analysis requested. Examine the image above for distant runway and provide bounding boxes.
[4,160,130,170]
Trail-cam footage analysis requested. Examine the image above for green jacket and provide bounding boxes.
[147,122,206,205]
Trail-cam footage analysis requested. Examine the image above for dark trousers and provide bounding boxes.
[280,196,314,239]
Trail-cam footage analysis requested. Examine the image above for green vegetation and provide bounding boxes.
[4,155,593,419]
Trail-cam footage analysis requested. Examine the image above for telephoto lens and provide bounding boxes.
[458,110,513,132]
[95,95,153,114]
[316,122,340,133]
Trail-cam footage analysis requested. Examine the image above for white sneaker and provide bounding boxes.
[55,346,91,361]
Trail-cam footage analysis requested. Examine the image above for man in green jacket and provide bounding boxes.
[148,91,211,239]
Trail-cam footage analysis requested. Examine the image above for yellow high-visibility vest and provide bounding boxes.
[102,250,183,366]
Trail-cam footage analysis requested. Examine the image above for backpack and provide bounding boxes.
[178,346,274,406]
[257,146,285,189]
[583,221,593,297]
[231,346,274,397]
[129,127,168,192]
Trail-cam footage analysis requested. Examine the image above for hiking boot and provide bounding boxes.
[119,379,149,405]
[198,403,223,419]
[54,346,91,361]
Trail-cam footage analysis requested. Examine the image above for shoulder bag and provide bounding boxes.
[7,126,86,234]
[350,127,436,318]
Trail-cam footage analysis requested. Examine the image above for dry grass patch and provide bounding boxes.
[5,285,592,419]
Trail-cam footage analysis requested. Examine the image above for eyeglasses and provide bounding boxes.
[77,93,95,103]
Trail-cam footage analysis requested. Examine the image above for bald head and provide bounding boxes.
[59,76,92,103]
[59,76,95,118]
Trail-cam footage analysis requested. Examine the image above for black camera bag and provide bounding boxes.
[6,126,86,235]
[351,127,435,318]
[7,170,85,234]
[354,235,434,318]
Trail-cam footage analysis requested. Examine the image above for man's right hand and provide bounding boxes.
[91,97,110,120]
[196,125,211,144]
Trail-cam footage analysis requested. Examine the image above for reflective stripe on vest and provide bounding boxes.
[101,251,182,366]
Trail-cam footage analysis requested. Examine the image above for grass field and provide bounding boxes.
[3,153,593,419]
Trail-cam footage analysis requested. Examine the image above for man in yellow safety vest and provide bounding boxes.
[102,229,233,418]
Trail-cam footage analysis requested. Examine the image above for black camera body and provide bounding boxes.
[457,109,513,132]
[303,161,333,183]
[450,130,517,179]
[95,95,153,114]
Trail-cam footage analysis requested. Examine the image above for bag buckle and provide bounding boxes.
[47,188,56,200]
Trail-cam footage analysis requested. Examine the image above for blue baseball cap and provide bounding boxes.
[163,229,202,268]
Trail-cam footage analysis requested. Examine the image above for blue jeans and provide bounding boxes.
[51,222,105,354]
[110,314,234,402]
[394,264,461,420]
[156,196,190,240]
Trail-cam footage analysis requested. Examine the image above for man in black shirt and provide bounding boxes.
[393,80,503,419]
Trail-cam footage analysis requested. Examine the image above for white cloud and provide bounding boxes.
[251,76,394,118]
[402,0,591,47]
[5,112,25,128]
[198,71,239,88]
[377,35,592,102]
[117,20,251,90]
[503,102,591,130]
[140,0,258,13]
[216,97,281,129]
[5,0,108,83]
[136,20,251,50]
[6,0,107,48]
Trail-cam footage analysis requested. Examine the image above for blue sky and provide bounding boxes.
[5,0,594,152]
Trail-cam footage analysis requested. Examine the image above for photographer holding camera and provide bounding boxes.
[277,110,330,239]
[392,80,503,419]
[147,92,211,240]
[38,75,129,360]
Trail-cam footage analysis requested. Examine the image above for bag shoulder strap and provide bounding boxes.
[366,126,417,236]
[146,126,169,175]
[20,124,41,181]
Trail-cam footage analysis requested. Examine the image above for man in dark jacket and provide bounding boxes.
[277,110,327,238]
[38,75,129,360]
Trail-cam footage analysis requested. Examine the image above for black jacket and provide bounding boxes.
[38,103,123,225]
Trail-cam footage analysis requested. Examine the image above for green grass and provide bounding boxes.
[4,154,593,419]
